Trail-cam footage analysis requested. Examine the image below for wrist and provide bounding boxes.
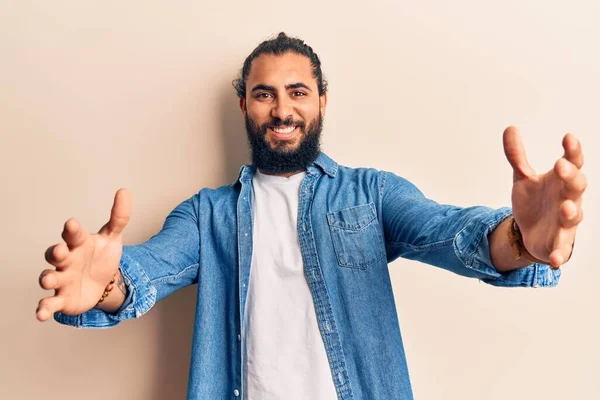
[96,272,117,305]
[94,268,127,314]
[506,216,546,264]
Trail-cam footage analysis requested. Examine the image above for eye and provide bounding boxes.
[256,93,273,99]
[292,91,307,97]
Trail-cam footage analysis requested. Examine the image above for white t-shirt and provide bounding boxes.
[242,170,338,400]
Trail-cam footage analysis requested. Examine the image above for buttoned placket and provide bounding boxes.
[236,166,255,400]
[296,166,354,400]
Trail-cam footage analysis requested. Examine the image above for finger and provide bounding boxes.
[555,159,587,199]
[503,126,536,181]
[36,295,65,322]
[44,243,70,268]
[549,229,575,268]
[559,200,584,228]
[61,218,89,249]
[101,188,132,236]
[562,133,584,169]
[38,269,64,290]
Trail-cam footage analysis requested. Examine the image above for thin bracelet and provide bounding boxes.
[96,272,118,305]
[506,216,547,264]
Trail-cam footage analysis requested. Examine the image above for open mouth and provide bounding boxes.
[268,125,299,140]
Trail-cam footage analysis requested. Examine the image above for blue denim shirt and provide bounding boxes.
[55,152,560,400]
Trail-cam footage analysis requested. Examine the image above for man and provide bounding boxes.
[36,33,586,400]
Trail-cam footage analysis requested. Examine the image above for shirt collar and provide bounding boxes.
[233,151,338,185]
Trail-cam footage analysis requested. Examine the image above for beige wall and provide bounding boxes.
[2,1,598,399]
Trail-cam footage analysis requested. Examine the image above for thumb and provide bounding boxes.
[101,188,132,236]
[503,126,536,181]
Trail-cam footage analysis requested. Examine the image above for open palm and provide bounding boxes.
[503,126,586,269]
[36,189,131,321]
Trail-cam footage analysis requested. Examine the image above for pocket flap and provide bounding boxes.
[327,203,377,231]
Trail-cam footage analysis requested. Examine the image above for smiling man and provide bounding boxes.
[240,49,326,176]
[37,33,587,400]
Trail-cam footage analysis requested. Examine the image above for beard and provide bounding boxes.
[244,112,323,175]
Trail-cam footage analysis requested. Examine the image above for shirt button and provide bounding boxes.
[234,389,240,397]
[237,334,241,342]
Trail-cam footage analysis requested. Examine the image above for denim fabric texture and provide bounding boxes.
[55,152,560,400]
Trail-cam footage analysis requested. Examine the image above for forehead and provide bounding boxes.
[247,52,316,88]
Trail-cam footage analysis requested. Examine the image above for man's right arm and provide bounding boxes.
[38,189,201,328]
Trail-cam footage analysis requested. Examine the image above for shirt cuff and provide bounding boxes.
[454,207,561,288]
[53,251,157,328]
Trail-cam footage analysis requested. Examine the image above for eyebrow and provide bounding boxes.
[250,82,313,92]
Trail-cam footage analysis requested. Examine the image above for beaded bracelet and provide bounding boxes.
[96,272,117,305]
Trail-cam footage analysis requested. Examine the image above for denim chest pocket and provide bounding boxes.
[326,202,386,269]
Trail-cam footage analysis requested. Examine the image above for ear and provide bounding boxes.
[319,92,328,118]
[239,97,247,115]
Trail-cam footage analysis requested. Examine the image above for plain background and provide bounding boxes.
[1,1,598,399]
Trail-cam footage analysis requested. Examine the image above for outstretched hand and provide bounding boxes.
[36,189,132,321]
[503,126,586,269]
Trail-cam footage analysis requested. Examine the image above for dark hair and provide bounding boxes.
[232,32,328,98]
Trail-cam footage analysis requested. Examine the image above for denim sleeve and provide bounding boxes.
[54,193,201,328]
[380,171,560,288]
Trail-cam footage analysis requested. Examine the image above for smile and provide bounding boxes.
[269,126,299,140]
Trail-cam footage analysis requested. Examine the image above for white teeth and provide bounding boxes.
[272,126,296,134]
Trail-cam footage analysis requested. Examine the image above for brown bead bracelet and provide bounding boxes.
[96,273,117,305]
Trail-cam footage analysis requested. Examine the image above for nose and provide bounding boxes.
[270,97,293,121]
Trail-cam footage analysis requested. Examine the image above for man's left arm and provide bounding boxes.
[380,126,586,287]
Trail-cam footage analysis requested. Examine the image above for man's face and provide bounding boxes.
[240,52,327,174]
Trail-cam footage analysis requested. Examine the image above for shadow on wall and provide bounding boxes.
[150,80,248,400]
[219,79,251,182]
